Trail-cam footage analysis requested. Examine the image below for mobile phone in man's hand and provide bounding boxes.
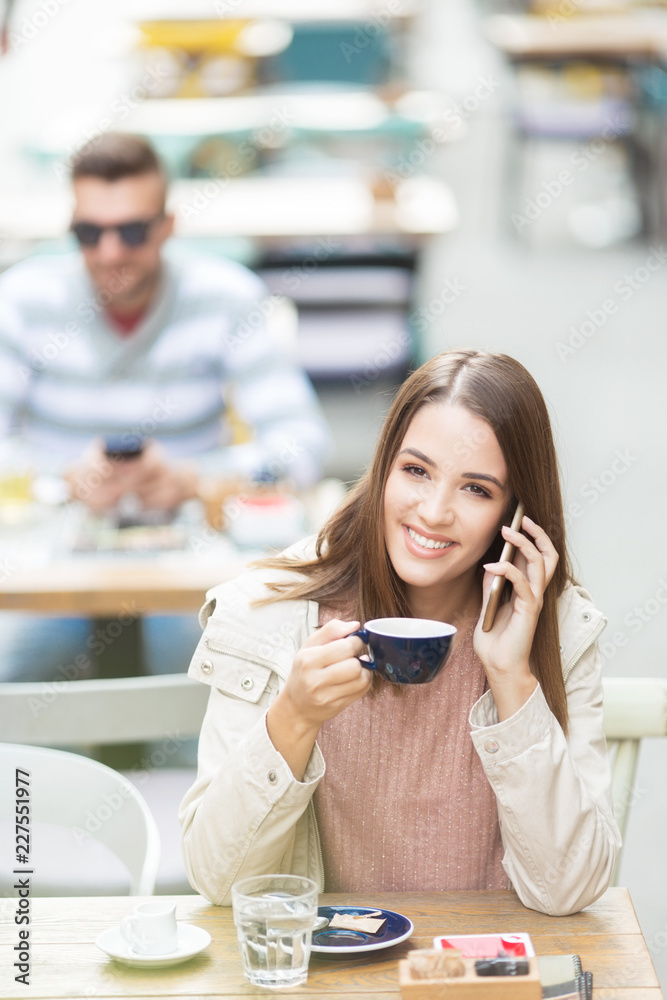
[103,434,145,461]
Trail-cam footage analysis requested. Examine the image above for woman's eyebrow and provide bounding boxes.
[399,450,506,490]
[462,472,505,490]
[398,447,436,467]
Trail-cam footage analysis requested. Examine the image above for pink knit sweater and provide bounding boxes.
[313,617,508,893]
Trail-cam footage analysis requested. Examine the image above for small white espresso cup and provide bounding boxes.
[120,901,178,956]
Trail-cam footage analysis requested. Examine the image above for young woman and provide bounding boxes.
[180,349,620,915]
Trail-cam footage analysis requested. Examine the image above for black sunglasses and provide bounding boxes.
[71,213,164,248]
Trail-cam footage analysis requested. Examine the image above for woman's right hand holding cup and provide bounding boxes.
[266,619,371,781]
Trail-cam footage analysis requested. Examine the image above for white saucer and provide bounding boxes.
[96,922,211,968]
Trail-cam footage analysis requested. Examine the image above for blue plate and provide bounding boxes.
[311,905,414,955]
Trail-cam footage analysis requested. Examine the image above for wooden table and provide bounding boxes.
[0,539,245,682]
[0,480,347,615]
[0,507,247,615]
[0,552,245,615]
[2,890,661,999]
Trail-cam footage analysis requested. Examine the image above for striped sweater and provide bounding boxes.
[0,250,330,485]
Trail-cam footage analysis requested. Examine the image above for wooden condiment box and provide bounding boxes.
[399,954,542,1000]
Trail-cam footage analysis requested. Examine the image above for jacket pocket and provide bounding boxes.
[188,620,277,704]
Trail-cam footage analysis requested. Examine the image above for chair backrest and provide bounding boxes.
[0,742,160,894]
[602,677,667,884]
[0,674,209,896]
[0,673,209,747]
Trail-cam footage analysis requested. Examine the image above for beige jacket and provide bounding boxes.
[179,542,621,914]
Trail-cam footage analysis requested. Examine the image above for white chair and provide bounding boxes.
[0,673,209,748]
[0,674,209,894]
[602,677,667,884]
[0,742,160,895]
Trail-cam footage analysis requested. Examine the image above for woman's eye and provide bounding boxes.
[403,464,428,478]
[464,483,492,498]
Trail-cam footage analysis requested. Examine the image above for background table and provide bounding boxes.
[0,175,459,245]
[484,13,667,62]
[0,483,345,615]
[2,889,661,999]
[0,553,245,616]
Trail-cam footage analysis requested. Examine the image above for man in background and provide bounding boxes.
[0,132,330,681]
[0,132,329,507]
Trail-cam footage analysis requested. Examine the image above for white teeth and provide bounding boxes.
[407,527,453,550]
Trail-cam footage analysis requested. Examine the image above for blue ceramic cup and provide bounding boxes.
[349,617,457,685]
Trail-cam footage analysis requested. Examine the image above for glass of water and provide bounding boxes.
[231,874,318,988]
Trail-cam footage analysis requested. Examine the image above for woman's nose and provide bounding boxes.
[417,484,455,526]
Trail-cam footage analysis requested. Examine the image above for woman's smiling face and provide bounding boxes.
[383,401,511,619]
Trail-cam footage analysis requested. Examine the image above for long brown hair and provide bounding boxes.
[259,349,573,732]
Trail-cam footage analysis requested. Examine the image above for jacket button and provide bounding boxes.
[241,676,254,690]
[201,660,214,675]
[484,739,499,753]
[267,770,277,784]
[559,643,564,653]
[582,612,591,622]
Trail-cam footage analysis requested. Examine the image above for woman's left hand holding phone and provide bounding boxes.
[266,620,372,781]
[474,515,559,721]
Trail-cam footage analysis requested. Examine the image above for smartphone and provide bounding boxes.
[104,434,145,461]
[481,502,525,633]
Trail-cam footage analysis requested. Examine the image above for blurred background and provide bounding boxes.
[0,0,666,987]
